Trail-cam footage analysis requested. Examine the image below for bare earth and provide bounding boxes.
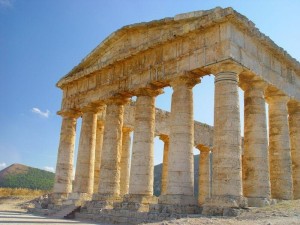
[0,197,299,225]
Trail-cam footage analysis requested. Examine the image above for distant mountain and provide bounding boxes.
[154,154,200,196]
[0,163,54,190]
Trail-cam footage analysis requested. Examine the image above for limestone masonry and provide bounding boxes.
[44,7,300,223]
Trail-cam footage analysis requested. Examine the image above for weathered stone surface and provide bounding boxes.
[166,76,199,197]
[93,118,105,193]
[129,90,161,197]
[288,101,300,199]
[53,111,79,194]
[120,102,214,149]
[266,94,293,200]
[160,135,169,195]
[242,80,271,206]
[198,149,210,205]
[119,127,132,196]
[73,109,97,195]
[209,69,243,203]
[51,6,300,222]
[97,98,128,197]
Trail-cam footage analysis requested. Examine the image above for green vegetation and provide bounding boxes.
[0,167,54,190]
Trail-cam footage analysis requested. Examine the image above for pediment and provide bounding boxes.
[57,7,300,88]
[58,7,234,86]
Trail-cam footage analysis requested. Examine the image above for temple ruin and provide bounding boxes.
[46,7,300,223]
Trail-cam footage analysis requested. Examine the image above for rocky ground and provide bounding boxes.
[0,197,299,224]
[0,196,28,212]
[146,200,300,225]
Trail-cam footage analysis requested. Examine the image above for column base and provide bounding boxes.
[247,197,271,207]
[123,194,158,204]
[88,194,123,211]
[154,194,199,214]
[115,194,158,212]
[202,195,248,216]
[159,194,197,205]
[66,192,92,206]
[49,193,69,205]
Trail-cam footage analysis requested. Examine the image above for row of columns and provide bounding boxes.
[54,68,300,208]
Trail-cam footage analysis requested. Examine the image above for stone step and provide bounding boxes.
[50,204,80,219]
[76,209,185,224]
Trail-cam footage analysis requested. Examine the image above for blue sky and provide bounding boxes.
[0,0,299,172]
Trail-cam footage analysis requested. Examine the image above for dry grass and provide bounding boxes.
[0,188,48,197]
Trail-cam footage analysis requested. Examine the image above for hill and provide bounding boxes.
[154,154,200,196]
[1,155,201,193]
[0,164,54,190]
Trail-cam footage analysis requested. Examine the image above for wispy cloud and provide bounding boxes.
[0,162,7,170]
[44,166,55,173]
[31,108,50,118]
[0,0,13,8]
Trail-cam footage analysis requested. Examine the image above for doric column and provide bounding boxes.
[204,68,246,213]
[73,107,98,197]
[95,98,128,199]
[267,94,293,200]
[288,101,300,199]
[120,127,132,196]
[242,80,271,206]
[53,110,80,196]
[128,89,162,200]
[161,76,199,205]
[160,135,169,195]
[198,147,210,205]
[93,119,105,193]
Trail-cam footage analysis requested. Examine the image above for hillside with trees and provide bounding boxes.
[0,164,54,190]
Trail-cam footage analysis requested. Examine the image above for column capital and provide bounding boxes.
[105,97,130,105]
[122,127,133,133]
[159,134,169,143]
[57,109,81,118]
[170,74,200,89]
[81,103,106,113]
[240,79,268,92]
[209,61,243,74]
[288,100,300,115]
[196,144,210,153]
[214,71,239,84]
[265,87,290,104]
[133,88,164,97]
[97,120,104,127]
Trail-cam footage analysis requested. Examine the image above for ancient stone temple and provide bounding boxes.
[49,7,300,223]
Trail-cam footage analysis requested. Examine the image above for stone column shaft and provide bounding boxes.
[212,71,243,199]
[53,112,78,194]
[166,77,198,197]
[120,127,132,196]
[243,82,271,206]
[93,120,104,193]
[160,135,169,195]
[97,99,126,197]
[289,102,300,199]
[129,91,159,196]
[198,149,210,205]
[73,110,97,195]
[268,96,293,200]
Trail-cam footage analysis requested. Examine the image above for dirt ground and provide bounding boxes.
[0,197,299,225]
[0,196,28,212]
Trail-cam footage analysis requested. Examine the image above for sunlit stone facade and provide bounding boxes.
[52,7,300,220]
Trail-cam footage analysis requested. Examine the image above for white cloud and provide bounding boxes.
[31,108,50,118]
[0,162,7,170]
[0,0,13,8]
[44,166,55,173]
